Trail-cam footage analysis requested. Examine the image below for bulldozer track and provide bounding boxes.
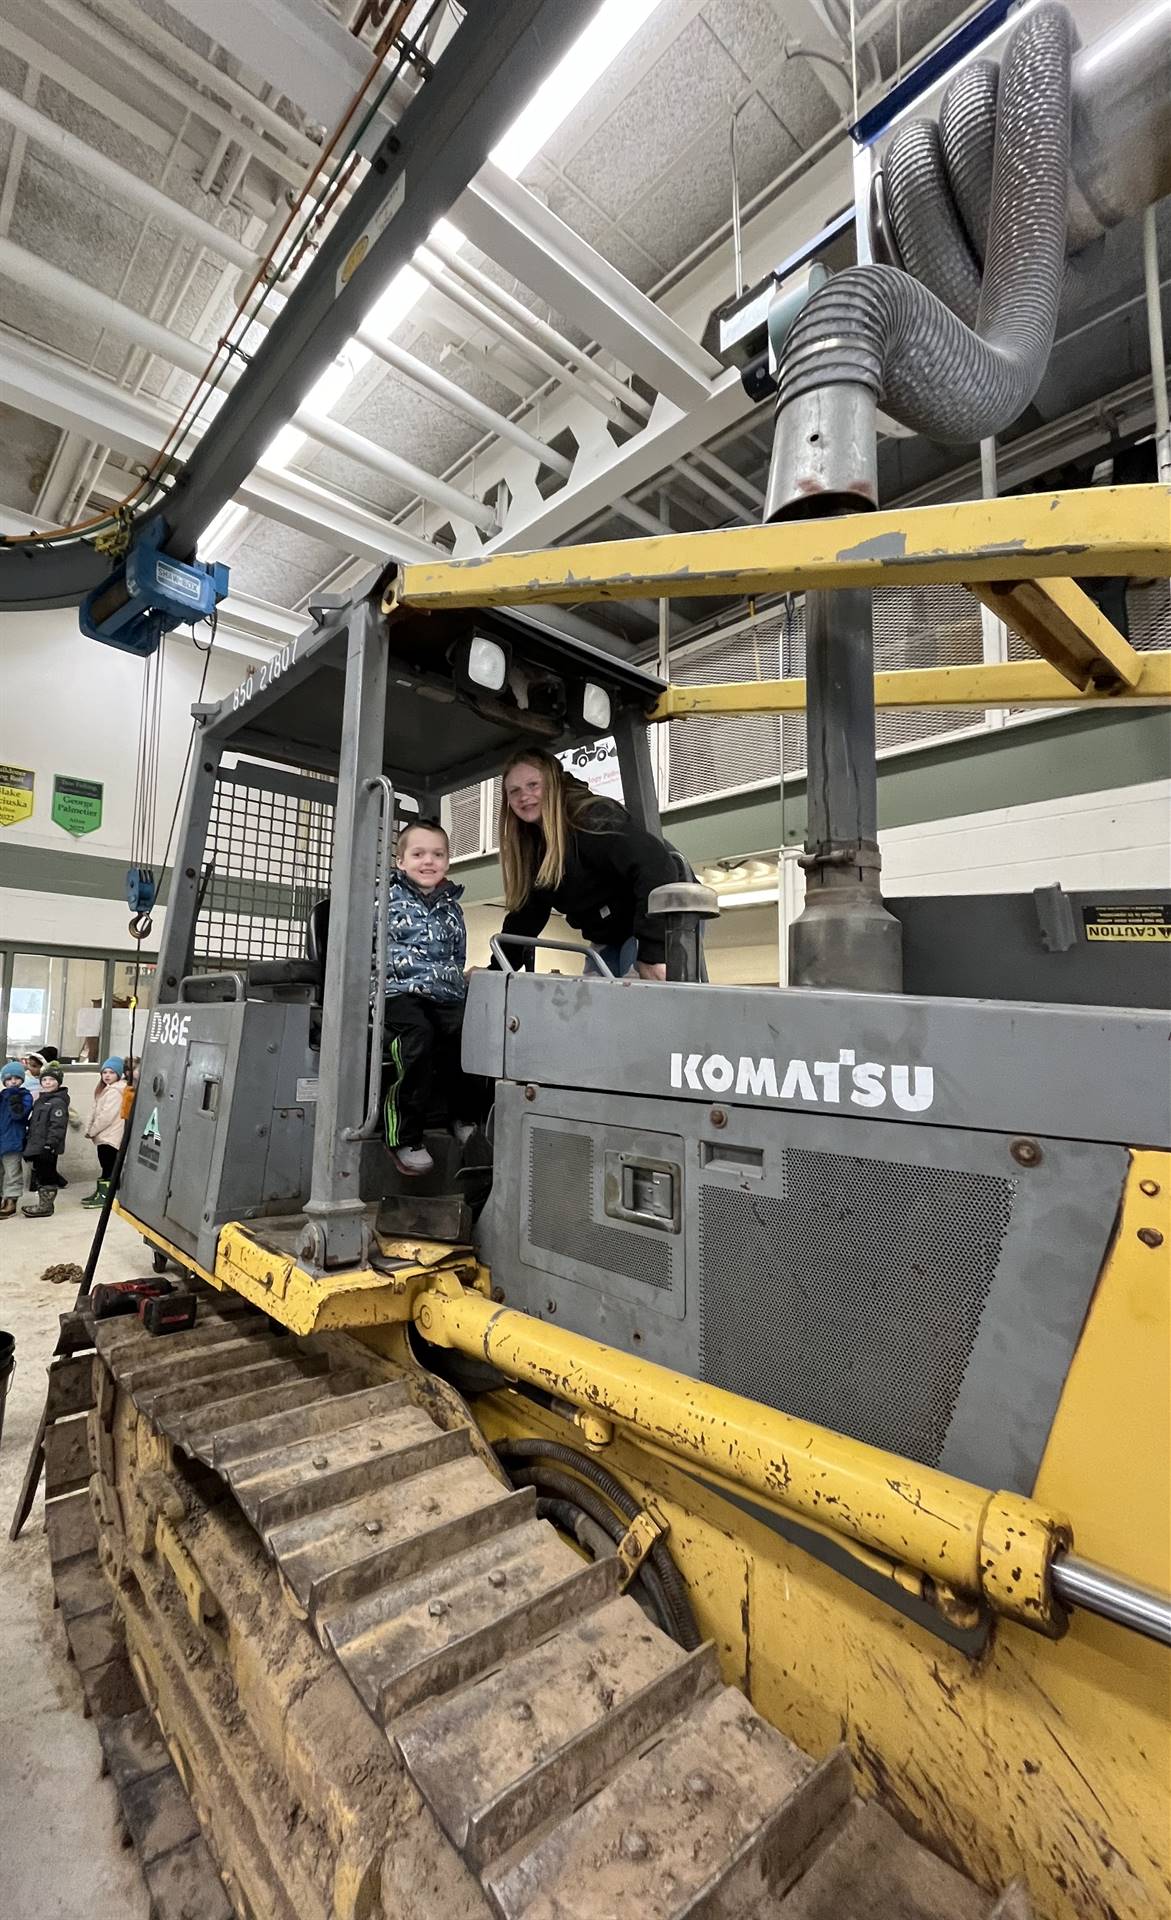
[47,1289,1031,1919]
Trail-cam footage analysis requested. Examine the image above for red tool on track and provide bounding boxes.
[91,1278,173,1319]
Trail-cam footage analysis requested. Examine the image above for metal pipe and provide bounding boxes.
[1068,0,1171,247]
[730,108,745,300]
[354,329,572,477]
[40,0,318,176]
[411,252,633,423]
[789,586,902,991]
[420,237,651,421]
[1142,206,1171,486]
[0,87,259,271]
[0,238,496,534]
[675,458,749,524]
[1051,1553,1171,1647]
[413,1283,1067,1632]
[296,406,497,533]
[692,447,765,510]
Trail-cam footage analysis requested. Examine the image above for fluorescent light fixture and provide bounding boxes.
[580,682,611,732]
[202,5,664,563]
[491,0,665,179]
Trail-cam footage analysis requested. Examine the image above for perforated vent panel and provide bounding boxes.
[527,1127,673,1293]
[698,1150,1015,1466]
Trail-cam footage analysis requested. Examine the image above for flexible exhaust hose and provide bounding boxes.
[767,3,1074,514]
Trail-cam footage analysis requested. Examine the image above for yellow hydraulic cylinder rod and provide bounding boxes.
[414,1284,1070,1634]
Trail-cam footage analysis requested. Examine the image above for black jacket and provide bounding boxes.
[24,1086,70,1158]
[500,797,678,967]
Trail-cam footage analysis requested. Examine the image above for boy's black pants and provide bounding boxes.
[382,995,479,1150]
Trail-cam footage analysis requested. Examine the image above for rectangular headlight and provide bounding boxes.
[467,635,508,691]
[581,682,611,732]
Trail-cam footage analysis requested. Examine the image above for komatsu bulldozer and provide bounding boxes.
[33,507,1170,1920]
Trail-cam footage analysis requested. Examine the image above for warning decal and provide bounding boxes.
[1083,904,1171,943]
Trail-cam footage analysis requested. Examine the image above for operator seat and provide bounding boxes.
[306,896,329,986]
[230,895,328,995]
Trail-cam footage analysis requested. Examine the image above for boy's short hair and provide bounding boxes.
[397,818,449,857]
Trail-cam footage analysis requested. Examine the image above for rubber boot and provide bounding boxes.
[22,1185,56,1218]
[82,1180,110,1211]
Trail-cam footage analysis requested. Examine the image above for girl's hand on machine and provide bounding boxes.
[635,961,667,981]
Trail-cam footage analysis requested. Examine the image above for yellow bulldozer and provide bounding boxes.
[22,476,1171,1920]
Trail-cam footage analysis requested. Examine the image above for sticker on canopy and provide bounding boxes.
[138,1105,163,1172]
[559,736,623,802]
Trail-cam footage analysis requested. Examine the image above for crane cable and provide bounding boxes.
[126,636,168,942]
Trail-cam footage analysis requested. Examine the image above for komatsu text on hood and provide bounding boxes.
[669,1049,935,1113]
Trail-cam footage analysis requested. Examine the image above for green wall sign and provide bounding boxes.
[51,774,103,837]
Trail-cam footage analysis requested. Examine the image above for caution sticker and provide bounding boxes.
[1083,904,1171,943]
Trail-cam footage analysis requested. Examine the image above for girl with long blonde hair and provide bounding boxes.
[496,748,677,980]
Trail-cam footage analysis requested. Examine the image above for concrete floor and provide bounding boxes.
[0,1119,151,1920]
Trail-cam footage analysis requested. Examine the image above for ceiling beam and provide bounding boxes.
[456,163,722,408]
[160,0,386,149]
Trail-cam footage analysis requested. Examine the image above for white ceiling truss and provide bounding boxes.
[1,0,1161,658]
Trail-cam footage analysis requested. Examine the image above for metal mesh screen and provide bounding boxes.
[526,1125,674,1292]
[697,1149,1015,1466]
[194,770,334,968]
[1127,579,1171,648]
[667,585,984,805]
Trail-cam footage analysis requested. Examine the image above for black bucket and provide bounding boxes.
[0,1331,13,1453]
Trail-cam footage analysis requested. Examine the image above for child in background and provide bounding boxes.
[82,1057,126,1210]
[21,1062,71,1219]
[381,820,480,1178]
[0,1062,32,1219]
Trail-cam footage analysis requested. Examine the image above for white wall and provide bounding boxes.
[879,780,1171,896]
[0,608,253,948]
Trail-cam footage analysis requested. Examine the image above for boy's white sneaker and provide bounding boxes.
[392,1145,434,1177]
[451,1121,476,1148]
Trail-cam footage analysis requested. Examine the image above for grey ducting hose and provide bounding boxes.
[769,2,1074,504]
[884,59,1002,323]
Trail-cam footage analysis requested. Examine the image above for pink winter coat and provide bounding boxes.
[86,1079,126,1149]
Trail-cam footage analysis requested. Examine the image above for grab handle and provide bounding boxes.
[490,934,615,978]
[344,775,396,1142]
[178,972,246,1003]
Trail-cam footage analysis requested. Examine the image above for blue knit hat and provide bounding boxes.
[1,1062,23,1083]
[102,1057,125,1076]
